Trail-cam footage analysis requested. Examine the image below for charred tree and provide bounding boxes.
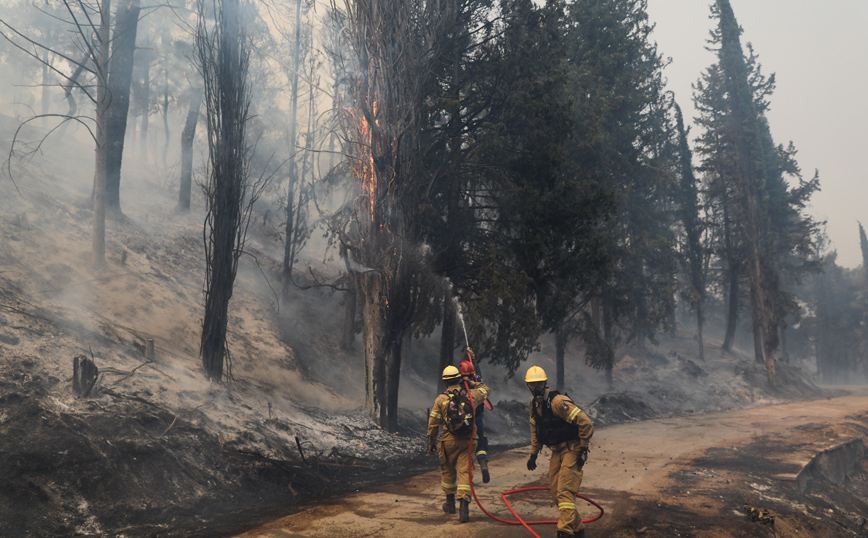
[93,0,112,268]
[438,293,457,378]
[0,0,118,267]
[104,0,141,214]
[281,0,303,298]
[197,0,254,382]
[334,0,445,431]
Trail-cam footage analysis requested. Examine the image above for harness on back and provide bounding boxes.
[443,387,474,435]
[535,390,580,447]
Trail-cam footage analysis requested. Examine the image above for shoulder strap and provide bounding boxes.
[545,390,560,408]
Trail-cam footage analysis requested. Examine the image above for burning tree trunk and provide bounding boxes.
[351,209,411,427]
[334,0,449,430]
[196,0,254,382]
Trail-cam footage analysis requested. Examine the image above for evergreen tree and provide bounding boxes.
[555,0,677,387]
[693,0,822,387]
[859,222,868,272]
[673,101,707,361]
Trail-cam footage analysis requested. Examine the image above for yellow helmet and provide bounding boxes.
[525,366,547,383]
[442,365,461,382]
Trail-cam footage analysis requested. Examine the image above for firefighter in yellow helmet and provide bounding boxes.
[525,365,594,538]
[428,365,491,523]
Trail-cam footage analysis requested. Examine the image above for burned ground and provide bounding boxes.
[591,412,868,538]
[0,114,863,537]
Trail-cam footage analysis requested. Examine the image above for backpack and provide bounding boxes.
[443,388,474,435]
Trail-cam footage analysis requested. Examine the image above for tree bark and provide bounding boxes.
[722,263,739,352]
[341,283,358,350]
[779,323,789,364]
[161,66,169,170]
[178,88,202,211]
[198,0,250,383]
[555,327,566,393]
[439,291,456,376]
[281,0,303,298]
[105,0,142,214]
[668,296,676,338]
[358,270,389,427]
[695,300,705,361]
[92,0,112,268]
[41,51,50,127]
[603,299,614,390]
[751,314,764,363]
[139,51,151,162]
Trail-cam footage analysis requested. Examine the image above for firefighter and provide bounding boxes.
[459,354,491,483]
[428,365,491,523]
[525,365,594,538]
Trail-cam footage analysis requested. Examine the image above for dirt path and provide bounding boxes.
[231,387,868,538]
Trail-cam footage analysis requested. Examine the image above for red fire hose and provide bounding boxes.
[462,380,604,537]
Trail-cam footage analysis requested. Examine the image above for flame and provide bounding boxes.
[351,109,376,221]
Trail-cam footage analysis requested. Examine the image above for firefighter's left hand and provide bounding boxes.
[428,443,437,454]
[578,446,589,466]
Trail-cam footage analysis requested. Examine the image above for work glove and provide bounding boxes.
[428,441,437,454]
[578,446,589,467]
[526,453,537,471]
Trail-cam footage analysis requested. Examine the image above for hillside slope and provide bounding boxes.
[0,113,834,537]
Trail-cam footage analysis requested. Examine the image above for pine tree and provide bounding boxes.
[673,102,707,361]
[705,0,780,385]
[859,222,868,271]
[555,0,677,387]
[693,0,822,387]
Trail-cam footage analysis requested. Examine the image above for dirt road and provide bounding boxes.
[232,388,868,538]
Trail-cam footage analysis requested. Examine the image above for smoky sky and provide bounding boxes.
[647,0,868,268]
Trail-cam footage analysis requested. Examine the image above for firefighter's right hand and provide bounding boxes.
[428,443,436,454]
[526,453,537,471]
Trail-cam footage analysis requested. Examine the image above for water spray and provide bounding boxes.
[453,295,471,349]
[453,296,492,410]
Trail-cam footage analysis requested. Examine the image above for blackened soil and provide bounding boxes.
[0,359,432,538]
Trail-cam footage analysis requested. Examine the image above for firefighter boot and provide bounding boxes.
[478,457,490,483]
[442,494,456,514]
[458,499,470,523]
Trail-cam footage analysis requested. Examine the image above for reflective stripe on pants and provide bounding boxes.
[439,437,473,501]
[548,440,584,535]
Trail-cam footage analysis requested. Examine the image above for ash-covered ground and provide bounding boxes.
[0,113,841,537]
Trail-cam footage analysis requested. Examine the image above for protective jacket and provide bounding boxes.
[528,387,594,536]
[529,388,593,455]
[429,380,491,504]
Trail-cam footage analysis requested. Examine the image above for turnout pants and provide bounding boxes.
[439,437,474,501]
[474,413,489,461]
[548,439,585,535]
